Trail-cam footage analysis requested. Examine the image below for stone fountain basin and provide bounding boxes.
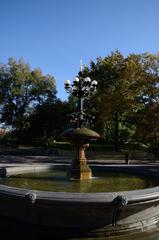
[0,164,159,237]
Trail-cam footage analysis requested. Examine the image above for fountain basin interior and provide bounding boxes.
[1,165,159,193]
[0,164,159,238]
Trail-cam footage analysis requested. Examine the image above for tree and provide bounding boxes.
[0,57,56,129]
[135,52,159,106]
[87,51,143,150]
[135,104,159,159]
[133,53,159,157]
[20,99,71,145]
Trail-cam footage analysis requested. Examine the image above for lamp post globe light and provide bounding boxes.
[64,62,97,128]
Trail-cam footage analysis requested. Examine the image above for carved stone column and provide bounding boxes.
[61,128,100,180]
[69,143,92,180]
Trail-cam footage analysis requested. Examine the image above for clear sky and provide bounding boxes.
[0,0,159,100]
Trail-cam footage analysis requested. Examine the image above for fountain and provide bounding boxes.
[63,61,99,180]
[0,64,159,239]
[61,127,99,180]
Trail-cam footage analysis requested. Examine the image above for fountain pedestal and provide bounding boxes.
[61,128,100,180]
[69,142,92,180]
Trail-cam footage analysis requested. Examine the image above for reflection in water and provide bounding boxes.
[1,169,159,193]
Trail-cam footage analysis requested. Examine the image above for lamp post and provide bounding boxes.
[64,62,97,128]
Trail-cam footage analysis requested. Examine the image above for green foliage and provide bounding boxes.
[2,52,159,152]
[81,51,159,151]
[0,57,56,129]
[5,99,71,146]
[84,51,139,149]
[135,104,159,154]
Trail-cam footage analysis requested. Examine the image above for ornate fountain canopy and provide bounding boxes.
[61,127,100,142]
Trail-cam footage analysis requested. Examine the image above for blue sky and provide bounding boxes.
[0,0,159,100]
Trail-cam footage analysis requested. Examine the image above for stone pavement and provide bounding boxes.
[0,154,71,164]
[0,154,158,166]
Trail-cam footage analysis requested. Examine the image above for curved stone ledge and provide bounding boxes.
[0,164,159,237]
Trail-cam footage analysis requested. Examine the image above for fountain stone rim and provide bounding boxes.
[1,164,159,203]
[1,164,159,236]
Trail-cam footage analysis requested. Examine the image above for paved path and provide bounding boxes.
[0,154,70,164]
[0,154,158,166]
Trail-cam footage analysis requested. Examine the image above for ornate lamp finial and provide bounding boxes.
[80,59,83,72]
